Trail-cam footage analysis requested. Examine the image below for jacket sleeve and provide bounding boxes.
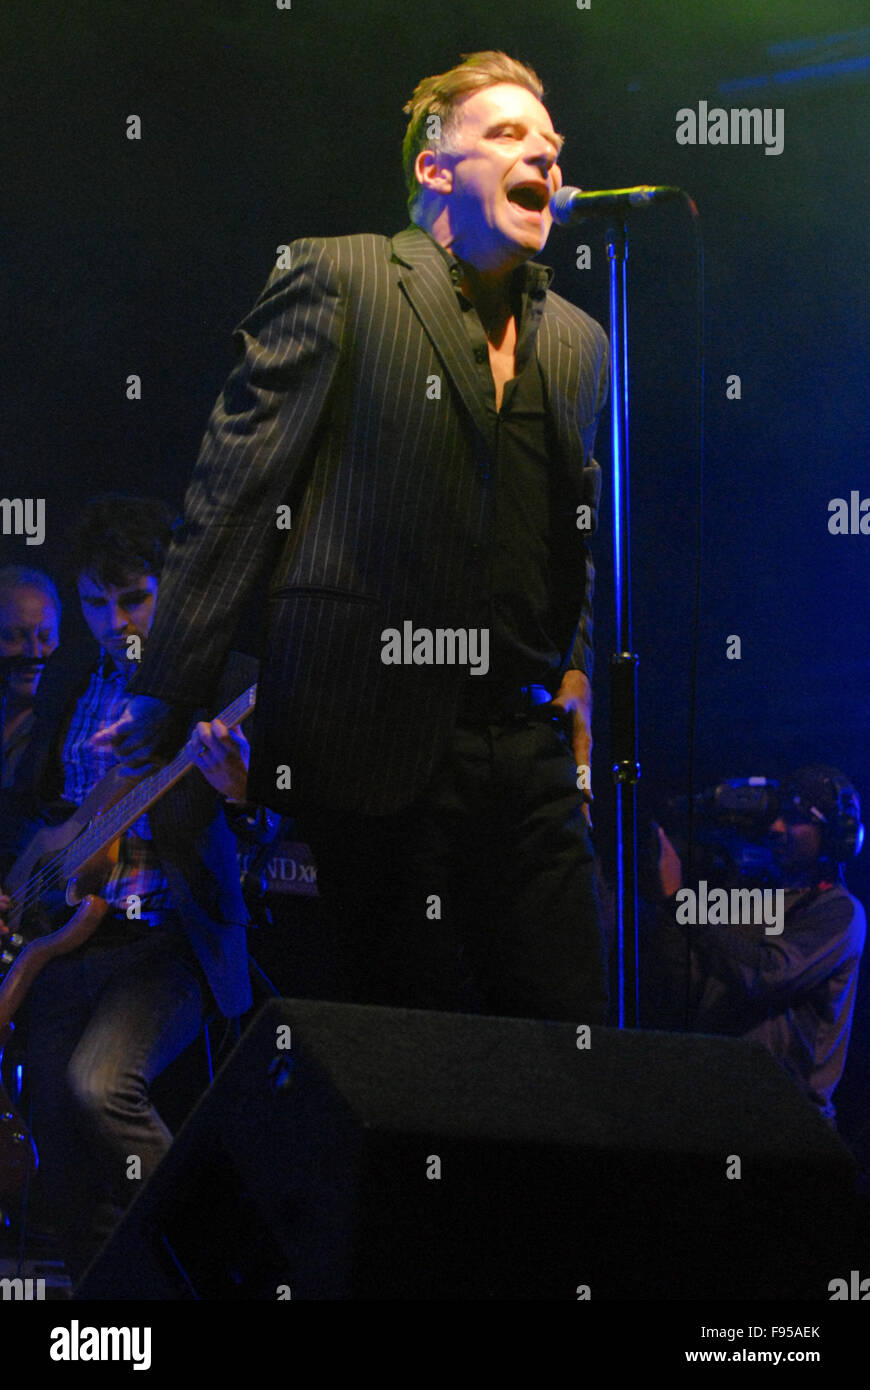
[565,546,597,681]
[565,336,608,681]
[662,889,865,1016]
[210,652,282,847]
[132,238,346,707]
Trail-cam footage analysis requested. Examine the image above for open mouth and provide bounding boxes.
[507,182,550,215]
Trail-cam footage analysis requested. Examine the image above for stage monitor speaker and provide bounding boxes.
[78,1000,857,1300]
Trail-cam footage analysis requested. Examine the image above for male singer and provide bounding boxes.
[99,52,610,1021]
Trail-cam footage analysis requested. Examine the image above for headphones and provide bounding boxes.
[780,766,865,865]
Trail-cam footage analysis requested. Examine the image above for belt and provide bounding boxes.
[458,682,565,726]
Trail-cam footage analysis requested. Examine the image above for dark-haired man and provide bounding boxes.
[0,494,263,1283]
[99,54,610,1022]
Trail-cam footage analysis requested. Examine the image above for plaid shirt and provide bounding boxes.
[61,654,172,924]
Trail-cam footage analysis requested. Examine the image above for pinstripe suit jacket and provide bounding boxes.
[133,224,609,815]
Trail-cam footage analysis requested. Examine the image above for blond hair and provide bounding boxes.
[402,51,545,218]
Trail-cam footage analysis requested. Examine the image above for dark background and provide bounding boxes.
[3,2,869,1158]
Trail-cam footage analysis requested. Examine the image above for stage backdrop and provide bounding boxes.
[4,0,869,1198]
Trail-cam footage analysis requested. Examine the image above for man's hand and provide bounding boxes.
[550,670,593,828]
[187,719,250,801]
[655,824,683,899]
[90,695,180,775]
[0,889,10,936]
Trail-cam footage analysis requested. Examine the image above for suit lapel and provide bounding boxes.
[391,226,493,443]
[392,225,589,477]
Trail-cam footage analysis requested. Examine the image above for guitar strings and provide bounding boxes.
[6,687,256,926]
[8,760,177,918]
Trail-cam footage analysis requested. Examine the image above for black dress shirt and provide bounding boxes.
[428,236,576,714]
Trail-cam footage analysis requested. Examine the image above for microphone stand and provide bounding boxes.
[606,220,641,1028]
[555,184,695,1028]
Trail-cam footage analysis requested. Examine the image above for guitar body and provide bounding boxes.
[0,794,121,1193]
[5,822,84,932]
[0,682,257,1195]
[0,681,257,1029]
[0,896,109,1033]
[65,809,121,906]
[4,767,132,929]
[0,901,107,1193]
[0,772,133,1026]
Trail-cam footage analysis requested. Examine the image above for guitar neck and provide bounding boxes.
[63,683,257,879]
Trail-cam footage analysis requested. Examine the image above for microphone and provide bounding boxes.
[550,185,684,225]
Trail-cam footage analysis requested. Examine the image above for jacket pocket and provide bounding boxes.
[268,584,381,605]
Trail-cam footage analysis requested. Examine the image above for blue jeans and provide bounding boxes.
[25,926,206,1284]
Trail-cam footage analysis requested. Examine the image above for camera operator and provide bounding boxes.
[648,766,866,1126]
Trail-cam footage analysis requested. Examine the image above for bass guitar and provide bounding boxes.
[0,683,257,1032]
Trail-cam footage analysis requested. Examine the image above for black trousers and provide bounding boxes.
[299,710,608,1023]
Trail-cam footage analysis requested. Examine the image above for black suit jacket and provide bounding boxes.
[4,646,255,1018]
[133,224,609,814]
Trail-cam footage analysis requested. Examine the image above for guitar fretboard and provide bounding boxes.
[64,683,258,878]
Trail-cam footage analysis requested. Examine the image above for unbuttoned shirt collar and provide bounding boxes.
[424,229,554,300]
[422,230,553,379]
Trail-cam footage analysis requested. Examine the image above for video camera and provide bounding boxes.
[662,777,782,889]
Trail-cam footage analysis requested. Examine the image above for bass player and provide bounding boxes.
[0,494,267,1285]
